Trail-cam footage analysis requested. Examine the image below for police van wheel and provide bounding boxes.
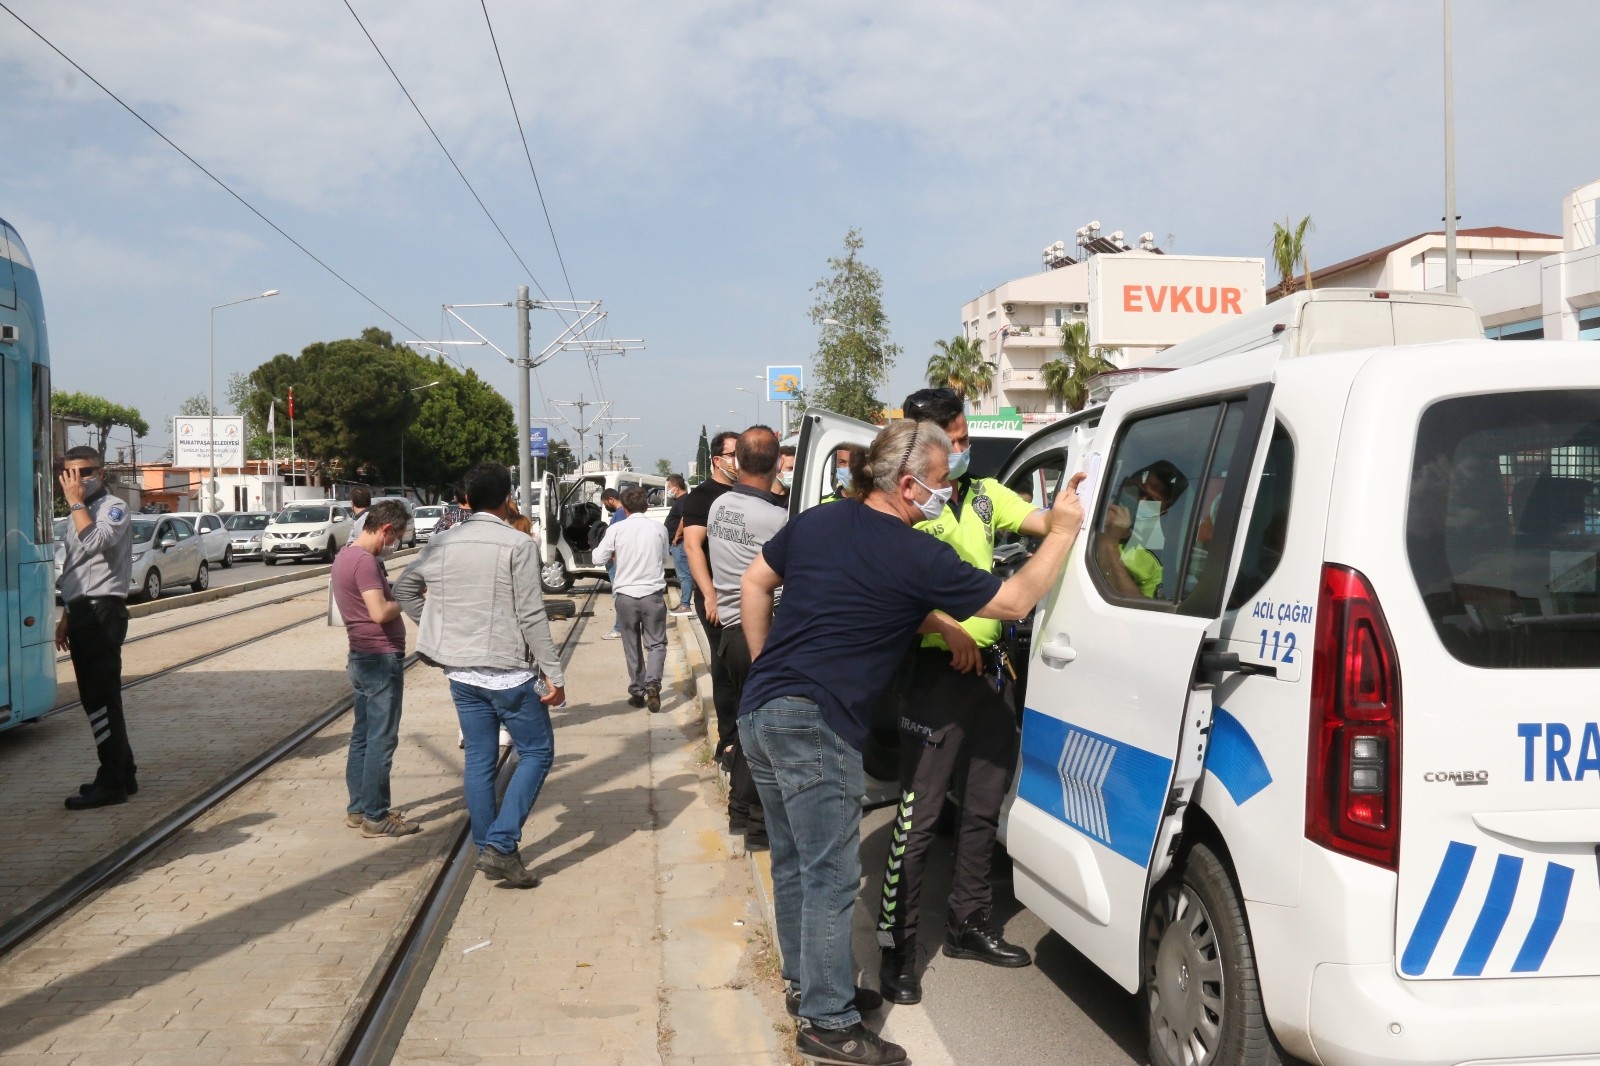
[1144,843,1280,1066]
[191,561,210,593]
[541,558,571,595]
[142,569,162,602]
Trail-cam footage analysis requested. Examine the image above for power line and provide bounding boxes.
[0,1,426,341]
[480,0,575,303]
[342,0,556,303]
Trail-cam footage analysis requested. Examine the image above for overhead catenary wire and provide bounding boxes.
[342,0,557,305]
[0,1,426,344]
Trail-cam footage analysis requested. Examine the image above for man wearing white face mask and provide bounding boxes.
[872,387,1056,1004]
[332,499,417,837]
[1097,462,1186,599]
[772,445,796,498]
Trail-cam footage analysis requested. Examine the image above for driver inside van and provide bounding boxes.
[1097,460,1187,598]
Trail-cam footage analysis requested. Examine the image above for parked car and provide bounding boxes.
[128,514,208,600]
[224,511,275,561]
[413,505,445,542]
[261,502,355,564]
[168,511,234,568]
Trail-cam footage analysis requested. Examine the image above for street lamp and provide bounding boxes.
[399,380,442,493]
[209,289,279,513]
[735,386,761,423]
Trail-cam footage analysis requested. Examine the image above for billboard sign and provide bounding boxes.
[1088,254,1266,349]
[767,365,803,401]
[966,407,1025,431]
[529,427,549,457]
[173,416,244,468]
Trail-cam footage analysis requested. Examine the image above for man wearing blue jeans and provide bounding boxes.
[737,421,1083,1065]
[396,462,568,888]
[332,500,417,837]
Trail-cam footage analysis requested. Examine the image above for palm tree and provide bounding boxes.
[1270,215,1315,299]
[924,335,987,400]
[1041,321,1118,413]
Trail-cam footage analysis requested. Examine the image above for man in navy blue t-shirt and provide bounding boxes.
[736,419,1085,1066]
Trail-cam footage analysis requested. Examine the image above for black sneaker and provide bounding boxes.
[476,846,538,888]
[942,908,1032,967]
[794,1021,905,1065]
[785,985,884,1019]
[627,693,646,708]
[645,683,661,713]
[742,828,770,851]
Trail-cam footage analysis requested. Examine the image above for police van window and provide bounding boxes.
[1227,423,1294,610]
[1407,390,1600,669]
[1089,401,1244,608]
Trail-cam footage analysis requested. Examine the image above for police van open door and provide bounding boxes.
[1006,380,1272,994]
[790,408,878,516]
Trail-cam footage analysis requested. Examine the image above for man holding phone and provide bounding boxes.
[55,447,137,810]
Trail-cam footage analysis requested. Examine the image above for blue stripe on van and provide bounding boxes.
[1453,853,1523,976]
[1205,706,1272,805]
[1511,862,1575,973]
[1400,841,1476,976]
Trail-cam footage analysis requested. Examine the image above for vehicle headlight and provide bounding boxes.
[250,534,262,543]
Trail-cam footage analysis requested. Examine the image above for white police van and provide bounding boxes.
[794,289,1600,1066]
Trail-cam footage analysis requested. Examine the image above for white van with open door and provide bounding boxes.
[540,469,668,593]
[992,291,1600,1065]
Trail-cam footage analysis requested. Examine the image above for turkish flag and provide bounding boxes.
[288,387,295,419]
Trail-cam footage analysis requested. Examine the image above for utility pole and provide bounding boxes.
[552,395,609,473]
[597,415,639,469]
[1443,0,1459,293]
[516,285,533,511]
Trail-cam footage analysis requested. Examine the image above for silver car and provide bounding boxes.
[225,511,274,561]
[168,511,234,568]
[129,515,208,601]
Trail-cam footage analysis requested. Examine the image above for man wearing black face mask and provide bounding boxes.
[56,447,136,810]
[872,388,1055,1004]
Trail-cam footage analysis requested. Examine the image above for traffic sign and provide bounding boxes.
[767,365,802,401]
[529,427,549,457]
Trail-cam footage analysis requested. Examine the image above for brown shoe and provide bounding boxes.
[361,812,421,837]
[345,812,363,829]
[645,683,662,713]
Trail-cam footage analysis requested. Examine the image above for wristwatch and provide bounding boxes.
[69,503,86,512]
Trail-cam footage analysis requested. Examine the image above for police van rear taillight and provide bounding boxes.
[1306,564,1402,870]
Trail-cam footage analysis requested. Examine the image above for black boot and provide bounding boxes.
[878,942,921,1004]
[942,908,1032,968]
[66,783,128,810]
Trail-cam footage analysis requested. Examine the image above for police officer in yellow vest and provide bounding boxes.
[875,388,1054,1004]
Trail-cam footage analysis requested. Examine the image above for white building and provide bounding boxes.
[1456,178,1600,342]
[963,235,1265,423]
[1288,226,1562,296]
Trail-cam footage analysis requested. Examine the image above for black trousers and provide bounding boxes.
[696,605,739,758]
[67,598,136,791]
[715,623,764,833]
[876,646,1017,945]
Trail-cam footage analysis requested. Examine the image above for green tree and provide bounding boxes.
[808,229,902,422]
[1040,321,1120,413]
[694,425,709,483]
[176,393,217,416]
[52,391,150,456]
[234,328,516,496]
[924,335,989,401]
[654,458,672,477]
[1270,215,1315,299]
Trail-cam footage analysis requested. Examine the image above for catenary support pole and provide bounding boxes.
[1443,0,1458,293]
[516,284,534,515]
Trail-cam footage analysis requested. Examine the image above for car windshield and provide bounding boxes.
[227,514,271,531]
[276,507,330,525]
[130,518,161,544]
[415,506,443,518]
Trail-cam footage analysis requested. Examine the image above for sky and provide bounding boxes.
[4,0,1597,475]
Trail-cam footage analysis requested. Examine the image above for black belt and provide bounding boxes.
[67,596,127,609]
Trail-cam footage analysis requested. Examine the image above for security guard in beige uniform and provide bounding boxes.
[55,447,137,810]
[875,389,1053,1004]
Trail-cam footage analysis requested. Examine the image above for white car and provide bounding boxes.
[127,514,208,600]
[224,511,274,561]
[169,511,234,568]
[413,505,445,542]
[261,502,355,565]
[796,289,1600,1066]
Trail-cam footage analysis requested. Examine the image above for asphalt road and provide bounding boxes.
[856,802,1149,1065]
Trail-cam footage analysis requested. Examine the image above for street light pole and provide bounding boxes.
[400,380,442,494]
[209,289,278,513]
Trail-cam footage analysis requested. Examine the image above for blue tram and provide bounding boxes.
[0,217,58,729]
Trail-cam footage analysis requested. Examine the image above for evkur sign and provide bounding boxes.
[1088,253,1266,350]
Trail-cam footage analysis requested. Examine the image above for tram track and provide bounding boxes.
[1,581,600,1065]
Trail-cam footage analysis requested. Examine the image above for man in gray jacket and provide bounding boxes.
[395,462,566,888]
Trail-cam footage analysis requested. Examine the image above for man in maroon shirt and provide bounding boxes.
[332,499,417,837]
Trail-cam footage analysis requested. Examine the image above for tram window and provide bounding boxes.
[32,363,51,543]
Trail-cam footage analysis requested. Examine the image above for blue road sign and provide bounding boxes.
[767,365,803,401]
[529,427,549,457]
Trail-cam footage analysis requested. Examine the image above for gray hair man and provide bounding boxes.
[594,486,671,711]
